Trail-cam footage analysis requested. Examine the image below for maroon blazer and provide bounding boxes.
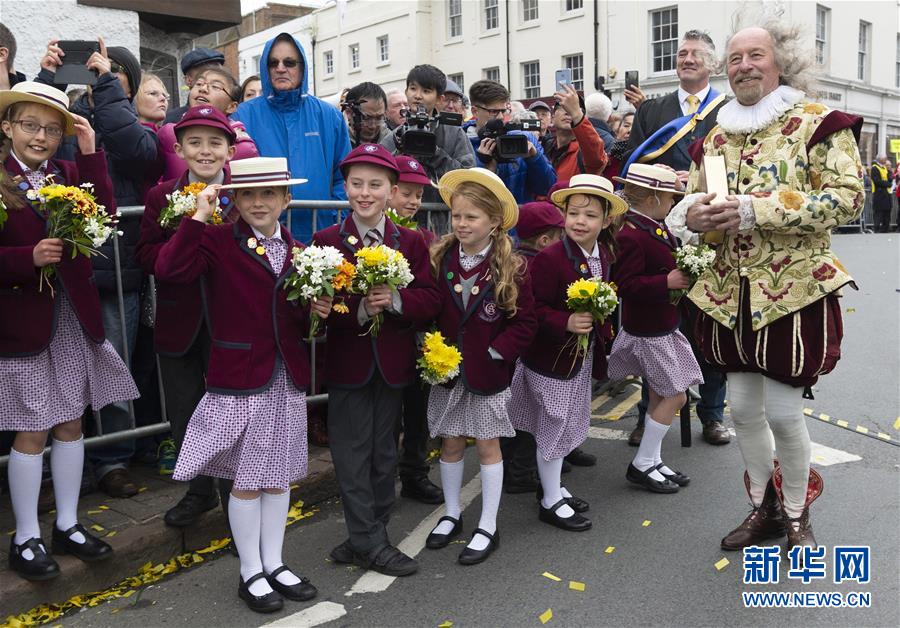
[517,245,540,274]
[135,169,236,356]
[0,152,115,356]
[154,217,313,394]
[313,215,441,389]
[419,226,437,248]
[435,247,537,395]
[612,211,680,336]
[522,236,613,380]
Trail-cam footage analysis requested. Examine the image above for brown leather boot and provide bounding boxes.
[720,472,786,551]
[774,466,823,550]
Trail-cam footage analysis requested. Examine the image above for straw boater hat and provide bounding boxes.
[220,157,307,189]
[613,163,685,197]
[550,173,629,217]
[0,82,76,136]
[438,167,518,230]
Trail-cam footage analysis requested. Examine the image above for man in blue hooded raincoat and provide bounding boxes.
[234,33,352,243]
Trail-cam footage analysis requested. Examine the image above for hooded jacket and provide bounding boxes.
[233,34,352,243]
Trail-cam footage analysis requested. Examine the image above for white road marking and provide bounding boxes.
[345,473,484,597]
[587,426,630,441]
[809,441,862,466]
[267,601,347,627]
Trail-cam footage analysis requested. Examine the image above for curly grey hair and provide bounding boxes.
[727,6,818,94]
[682,30,720,75]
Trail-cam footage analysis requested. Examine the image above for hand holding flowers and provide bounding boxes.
[564,278,618,356]
[352,244,414,337]
[670,243,716,302]
[161,182,223,229]
[284,244,355,339]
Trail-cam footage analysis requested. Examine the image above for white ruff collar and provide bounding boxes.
[716,85,805,134]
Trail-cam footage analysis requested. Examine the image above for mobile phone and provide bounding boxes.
[54,40,101,86]
[624,70,639,91]
[555,68,573,92]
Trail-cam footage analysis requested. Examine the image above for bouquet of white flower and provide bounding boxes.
[671,243,717,302]
[284,245,355,339]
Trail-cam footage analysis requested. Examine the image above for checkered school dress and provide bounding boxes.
[0,292,139,432]
[507,254,602,460]
[607,328,703,398]
[172,238,309,491]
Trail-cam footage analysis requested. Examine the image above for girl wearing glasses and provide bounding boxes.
[157,68,258,182]
[0,82,136,582]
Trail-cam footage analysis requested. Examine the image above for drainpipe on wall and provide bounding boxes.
[505,0,511,92]
[311,36,317,96]
[593,0,599,91]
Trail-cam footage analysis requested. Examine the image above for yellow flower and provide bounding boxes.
[183,182,207,196]
[332,302,349,314]
[356,246,391,267]
[778,190,804,211]
[332,260,356,291]
[566,278,598,300]
[803,103,826,115]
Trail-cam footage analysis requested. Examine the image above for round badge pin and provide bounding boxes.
[454,284,463,294]
[655,228,664,236]
[255,246,266,255]
[471,286,480,295]
[247,237,258,248]
[446,271,454,280]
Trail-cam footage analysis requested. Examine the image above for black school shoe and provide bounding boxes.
[329,539,354,564]
[353,544,418,577]
[238,573,284,613]
[426,515,463,549]
[538,499,593,532]
[625,463,679,494]
[400,475,444,504]
[9,537,60,581]
[535,487,589,513]
[458,528,499,565]
[51,523,112,562]
[564,448,597,467]
[164,492,219,528]
[655,463,690,487]
[267,565,317,602]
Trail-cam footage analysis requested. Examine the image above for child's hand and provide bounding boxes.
[33,238,64,268]
[364,284,393,316]
[71,114,95,155]
[667,269,691,290]
[311,295,333,319]
[40,39,64,73]
[192,184,221,222]
[567,312,594,334]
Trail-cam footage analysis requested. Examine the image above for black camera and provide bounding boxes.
[477,118,542,162]
[395,105,463,157]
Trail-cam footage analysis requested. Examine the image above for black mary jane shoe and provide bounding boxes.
[655,463,690,487]
[538,498,593,532]
[426,515,463,549]
[267,565,317,602]
[9,537,60,581]
[238,573,284,613]
[458,528,499,565]
[51,523,112,562]
[626,463,680,494]
[536,487,589,514]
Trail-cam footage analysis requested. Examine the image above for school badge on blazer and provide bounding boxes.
[479,298,501,323]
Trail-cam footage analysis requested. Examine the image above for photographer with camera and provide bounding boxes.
[541,83,608,181]
[381,65,475,232]
[342,81,390,149]
[465,80,555,203]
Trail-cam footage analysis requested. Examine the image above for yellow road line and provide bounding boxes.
[593,387,642,422]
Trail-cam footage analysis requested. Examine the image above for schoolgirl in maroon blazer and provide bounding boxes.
[154,157,328,613]
[510,175,626,532]
[425,168,536,566]
[313,144,440,579]
[608,164,703,495]
[0,82,134,582]
[135,106,238,529]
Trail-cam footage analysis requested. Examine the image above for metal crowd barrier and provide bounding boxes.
[0,200,450,468]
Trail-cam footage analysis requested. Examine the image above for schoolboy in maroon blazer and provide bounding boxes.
[516,200,565,274]
[0,150,114,356]
[314,144,440,578]
[134,105,238,528]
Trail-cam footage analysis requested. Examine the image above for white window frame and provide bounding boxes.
[323,50,334,77]
[563,53,584,91]
[484,0,500,32]
[447,73,465,94]
[448,0,462,39]
[815,5,829,67]
[349,43,360,71]
[858,21,871,82]
[522,60,541,99]
[522,0,539,23]
[649,6,678,74]
[563,0,583,12]
[377,35,389,64]
[483,66,501,82]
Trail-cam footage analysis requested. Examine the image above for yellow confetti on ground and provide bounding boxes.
[855,425,869,434]
[542,571,562,582]
[438,622,453,628]
[539,608,553,624]
[877,432,891,440]
[90,524,104,532]
[138,486,148,493]
[569,581,585,591]
[715,557,730,571]
[894,417,900,431]
[87,510,103,515]
[106,530,117,538]
[818,414,830,421]
[6,529,15,536]
[845,307,856,313]
[99,505,109,510]
[642,520,651,527]
[604,546,615,554]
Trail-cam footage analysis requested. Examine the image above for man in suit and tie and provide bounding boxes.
[622,29,732,448]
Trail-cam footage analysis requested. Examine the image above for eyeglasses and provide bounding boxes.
[194,79,231,96]
[473,104,509,117]
[10,119,64,140]
[110,62,124,74]
[360,113,386,126]
[267,58,300,69]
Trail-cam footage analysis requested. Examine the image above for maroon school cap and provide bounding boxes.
[516,201,565,240]
[174,105,236,143]
[395,155,431,186]
[340,143,399,178]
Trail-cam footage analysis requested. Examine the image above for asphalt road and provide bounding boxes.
[28,234,900,628]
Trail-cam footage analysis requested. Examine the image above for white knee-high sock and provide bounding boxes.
[229,495,272,596]
[259,491,300,586]
[764,378,809,518]
[728,373,775,506]
[431,459,464,536]
[51,437,85,542]
[9,449,43,557]
[632,415,669,482]
[468,462,502,551]
[536,453,574,517]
